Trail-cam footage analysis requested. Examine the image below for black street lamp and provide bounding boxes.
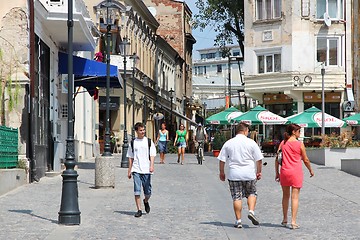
[203,102,207,125]
[120,37,130,168]
[58,0,80,225]
[130,53,139,140]
[101,0,118,156]
[321,63,325,136]
[142,76,149,125]
[169,88,175,135]
[228,55,244,108]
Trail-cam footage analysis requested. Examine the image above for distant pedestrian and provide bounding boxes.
[155,122,169,164]
[193,123,208,162]
[127,122,156,218]
[174,123,188,165]
[218,122,263,228]
[275,124,314,229]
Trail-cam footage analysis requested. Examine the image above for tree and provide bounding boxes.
[193,0,244,56]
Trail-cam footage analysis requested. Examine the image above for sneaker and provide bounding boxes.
[234,221,242,228]
[143,199,150,213]
[134,210,142,218]
[248,212,259,225]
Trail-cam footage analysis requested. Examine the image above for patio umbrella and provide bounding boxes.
[287,106,346,128]
[232,105,288,125]
[342,113,360,126]
[205,106,242,125]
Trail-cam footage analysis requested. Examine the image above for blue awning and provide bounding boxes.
[58,52,123,89]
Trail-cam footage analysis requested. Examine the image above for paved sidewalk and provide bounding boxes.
[0,153,360,239]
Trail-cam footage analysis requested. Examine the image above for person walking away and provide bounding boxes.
[127,122,156,218]
[155,122,169,164]
[173,123,188,165]
[218,122,263,228]
[275,124,314,229]
[193,123,208,162]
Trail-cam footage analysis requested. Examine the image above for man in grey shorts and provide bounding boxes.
[218,122,263,228]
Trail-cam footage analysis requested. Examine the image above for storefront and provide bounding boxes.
[303,91,341,136]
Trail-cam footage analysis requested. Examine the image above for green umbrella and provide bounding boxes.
[205,106,242,125]
[287,106,346,128]
[343,113,360,126]
[233,105,288,125]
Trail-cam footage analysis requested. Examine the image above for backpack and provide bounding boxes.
[130,137,152,160]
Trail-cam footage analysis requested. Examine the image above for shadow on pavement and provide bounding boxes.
[77,162,95,169]
[114,210,137,216]
[8,209,57,223]
[200,221,235,228]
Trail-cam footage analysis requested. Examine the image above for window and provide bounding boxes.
[217,65,222,73]
[232,50,240,56]
[200,53,215,59]
[198,66,203,75]
[256,0,281,20]
[316,37,342,66]
[258,54,281,73]
[316,0,343,19]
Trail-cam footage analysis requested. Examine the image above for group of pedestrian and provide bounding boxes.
[218,122,314,229]
[126,121,207,217]
[126,120,313,229]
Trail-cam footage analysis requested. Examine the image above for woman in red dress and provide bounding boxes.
[275,124,314,229]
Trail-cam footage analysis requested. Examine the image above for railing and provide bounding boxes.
[39,0,91,18]
[0,126,18,168]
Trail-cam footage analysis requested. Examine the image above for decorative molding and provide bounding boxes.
[262,30,273,42]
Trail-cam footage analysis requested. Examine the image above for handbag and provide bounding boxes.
[276,149,283,165]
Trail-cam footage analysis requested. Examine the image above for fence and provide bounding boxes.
[0,126,18,168]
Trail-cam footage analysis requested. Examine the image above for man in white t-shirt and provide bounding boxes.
[127,122,156,218]
[218,122,263,228]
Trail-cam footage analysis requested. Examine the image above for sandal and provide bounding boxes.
[281,221,287,227]
[290,223,300,230]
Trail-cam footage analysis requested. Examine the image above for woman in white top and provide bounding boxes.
[155,122,169,164]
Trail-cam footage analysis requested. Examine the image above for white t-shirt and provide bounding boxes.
[217,134,263,181]
[126,137,156,174]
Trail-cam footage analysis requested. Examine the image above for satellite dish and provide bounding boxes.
[324,12,331,27]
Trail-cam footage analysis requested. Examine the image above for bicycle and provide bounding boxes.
[196,141,204,165]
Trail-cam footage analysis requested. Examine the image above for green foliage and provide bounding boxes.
[320,132,360,148]
[167,140,178,154]
[212,132,227,150]
[193,0,244,55]
[0,46,21,125]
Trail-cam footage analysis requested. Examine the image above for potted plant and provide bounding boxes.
[212,132,227,157]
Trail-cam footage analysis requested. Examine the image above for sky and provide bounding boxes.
[185,1,217,60]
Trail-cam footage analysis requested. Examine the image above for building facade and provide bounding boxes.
[0,0,100,181]
[192,45,249,112]
[244,0,353,132]
[143,0,196,131]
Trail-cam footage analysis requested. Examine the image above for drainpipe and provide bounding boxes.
[28,0,38,182]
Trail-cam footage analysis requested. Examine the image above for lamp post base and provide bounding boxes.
[58,168,81,225]
[121,144,129,168]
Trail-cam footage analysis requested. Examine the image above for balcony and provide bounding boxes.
[35,0,97,51]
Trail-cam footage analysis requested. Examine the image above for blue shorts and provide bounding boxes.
[158,141,167,153]
[132,172,152,197]
[177,142,186,148]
